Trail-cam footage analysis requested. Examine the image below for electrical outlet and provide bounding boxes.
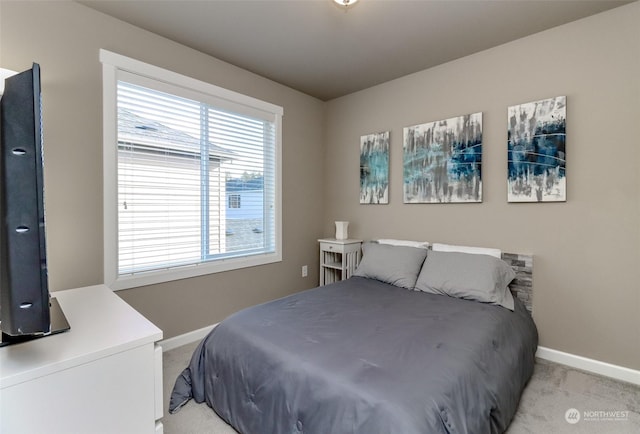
[301,265,308,277]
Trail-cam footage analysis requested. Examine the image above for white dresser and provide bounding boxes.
[0,284,164,434]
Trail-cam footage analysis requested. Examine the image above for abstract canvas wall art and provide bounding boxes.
[403,113,482,203]
[360,131,389,204]
[507,96,566,202]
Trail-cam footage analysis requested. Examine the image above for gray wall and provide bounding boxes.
[0,1,325,339]
[324,3,640,370]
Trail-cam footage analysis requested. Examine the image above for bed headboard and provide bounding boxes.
[501,253,533,313]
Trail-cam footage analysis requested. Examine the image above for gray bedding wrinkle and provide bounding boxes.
[170,276,538,434]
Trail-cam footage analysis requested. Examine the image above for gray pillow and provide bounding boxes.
[353,242,428,289]
[414,250,516,310]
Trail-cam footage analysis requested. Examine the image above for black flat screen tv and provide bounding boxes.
[0,63,69,346]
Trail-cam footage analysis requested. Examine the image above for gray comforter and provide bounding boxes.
[170,277,538,434]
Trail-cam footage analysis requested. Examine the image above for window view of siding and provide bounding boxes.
[116,81,276,276]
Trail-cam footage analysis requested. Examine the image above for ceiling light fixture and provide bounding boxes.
[333,0,359,9]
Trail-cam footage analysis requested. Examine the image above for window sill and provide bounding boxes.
[107,252,282,291]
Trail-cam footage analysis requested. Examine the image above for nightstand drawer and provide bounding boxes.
[320,242,340,252]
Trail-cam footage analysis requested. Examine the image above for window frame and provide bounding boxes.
[101,49,282,291]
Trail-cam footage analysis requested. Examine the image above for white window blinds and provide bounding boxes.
[101,50,282,289]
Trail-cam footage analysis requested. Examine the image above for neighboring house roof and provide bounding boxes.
[117,107,236,160]
[226,177,263,192]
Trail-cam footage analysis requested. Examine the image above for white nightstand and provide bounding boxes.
[318,238,363,285]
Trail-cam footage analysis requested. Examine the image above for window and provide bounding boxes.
[101,50,282,290]
[228,194,241,209]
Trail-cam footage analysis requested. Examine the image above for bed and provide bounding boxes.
[170,242,538,434]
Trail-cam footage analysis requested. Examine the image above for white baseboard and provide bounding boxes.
[159,323,218,352]
[536,346,640,386]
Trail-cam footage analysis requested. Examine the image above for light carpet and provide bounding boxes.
[162,341,640,433]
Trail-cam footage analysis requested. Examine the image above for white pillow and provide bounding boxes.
[377,239,429,249]
[432,243,501,258]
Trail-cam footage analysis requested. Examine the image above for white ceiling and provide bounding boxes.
[78,0,632,101]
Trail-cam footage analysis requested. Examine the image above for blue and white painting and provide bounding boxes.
[403,113,482,203]
[360,131,390,204]
[508,96,566,202]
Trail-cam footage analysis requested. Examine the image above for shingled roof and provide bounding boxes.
[117,107,235,160]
